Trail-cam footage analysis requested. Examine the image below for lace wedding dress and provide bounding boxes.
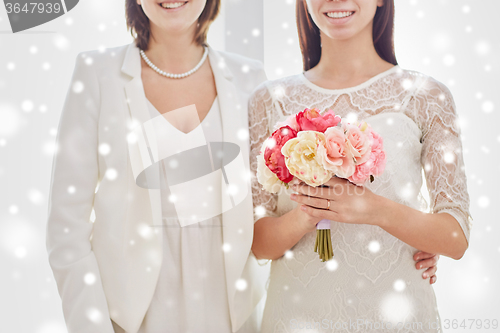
[248,65,473,333]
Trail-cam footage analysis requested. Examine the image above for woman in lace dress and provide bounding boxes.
[249,0,472,332]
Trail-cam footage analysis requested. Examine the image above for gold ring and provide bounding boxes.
[326,199,331,210]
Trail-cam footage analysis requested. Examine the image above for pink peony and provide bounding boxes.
[348,128,387,186]
[344,122,371,165]
[317,126,356,178]
[264,125,297,183]
[296,108,341,133]
[367,130,386,176]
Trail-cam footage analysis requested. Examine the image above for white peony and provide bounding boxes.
[281,131,333,187]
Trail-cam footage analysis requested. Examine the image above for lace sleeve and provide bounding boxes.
[417,77,473,246]
[248,82,280,223]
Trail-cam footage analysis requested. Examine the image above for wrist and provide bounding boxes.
[289,205,314,236]
[372,194,394,228]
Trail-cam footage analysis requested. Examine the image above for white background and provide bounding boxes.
[0,0,498,332]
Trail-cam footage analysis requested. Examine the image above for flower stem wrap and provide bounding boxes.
[314,219,333,261]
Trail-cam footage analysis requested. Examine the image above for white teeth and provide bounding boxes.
[326,11,354,18]
[161,2,186,9]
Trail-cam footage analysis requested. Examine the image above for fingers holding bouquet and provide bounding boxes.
[290,175,379,226]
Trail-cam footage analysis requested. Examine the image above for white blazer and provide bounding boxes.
[46,41,271,333]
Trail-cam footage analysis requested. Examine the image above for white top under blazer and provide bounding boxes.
[111,97,258,333]
[46,41,270,333]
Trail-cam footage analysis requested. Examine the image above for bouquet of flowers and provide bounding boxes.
[256,108,386,262]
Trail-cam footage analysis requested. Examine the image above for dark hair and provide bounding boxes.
[125,0,221,51]
[296,0,397,71]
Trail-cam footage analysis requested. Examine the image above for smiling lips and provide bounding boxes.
[159,1,187,9]
[325,11,355,18]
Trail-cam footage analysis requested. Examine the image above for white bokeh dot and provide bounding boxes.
[84,272,96,285]
[443,152,455,163]
[86,307,102,323]
[326,258,339,271]
[72,81,84,93]
[443,54,455,66]
[482,100,494,113]
[36,321,67,333]
[21,100,34,112]
[237,128,249,140]
[15,247,27,258]
[255,205,266,217]
[166,159,177,169]
[368,240,381,253]
[393,279,406,292]
[477,196,489,208]
[432,32,451,51]
[98,143,111,155]
[27,188,44,205]
[53,34,70,50]
[235,278,248,291]
[402,79,413,90]
[9,205,19,214]
[105,168,118,180]
[475,41,490,55]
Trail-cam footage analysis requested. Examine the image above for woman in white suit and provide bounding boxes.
[46,0,270,332]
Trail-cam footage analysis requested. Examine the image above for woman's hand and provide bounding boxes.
[290,176,385,226]
[286,178,323,233]
[414,251,440,284]
[290,203,324,234]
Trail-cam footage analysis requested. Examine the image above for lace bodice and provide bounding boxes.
[247,66,474,332]
[248,65,473,245]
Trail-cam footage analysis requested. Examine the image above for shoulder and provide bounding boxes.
[396,66,453,99]
[398,68,459,134]
[73,43,130,76]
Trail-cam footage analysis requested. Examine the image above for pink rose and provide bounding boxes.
[344,122,371,165]
[296,108,341,132]
[367,130,386,176]
[264,125,297,183]
[317,126,356,178]
[348,129,387,186]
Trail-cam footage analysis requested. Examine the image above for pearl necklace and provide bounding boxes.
[139,46,208,79]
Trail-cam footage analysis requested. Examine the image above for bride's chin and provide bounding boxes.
[321,30,357,41]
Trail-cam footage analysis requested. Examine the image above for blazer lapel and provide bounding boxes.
[122,43,164,229]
